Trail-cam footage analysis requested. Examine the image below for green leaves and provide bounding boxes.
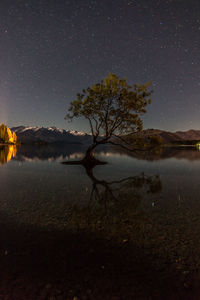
[66,73,152,141]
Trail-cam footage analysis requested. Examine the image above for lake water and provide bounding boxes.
[0,144,200,299]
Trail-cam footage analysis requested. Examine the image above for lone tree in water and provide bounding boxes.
[66,73,152,162]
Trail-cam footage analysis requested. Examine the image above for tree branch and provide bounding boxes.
[107,140,153,152]
[103,174,147,185]
[87,117,95,138]
[92,117,99,135]
[113,134,137,147]
[104,97,112,137]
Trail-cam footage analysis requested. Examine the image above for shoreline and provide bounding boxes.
[164,144,198,148]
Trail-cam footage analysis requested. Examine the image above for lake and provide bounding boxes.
[0,144,200,299]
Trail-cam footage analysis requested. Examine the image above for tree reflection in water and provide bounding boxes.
[62,160,162,238]
[0,145,17,164]
[85,163,162,208]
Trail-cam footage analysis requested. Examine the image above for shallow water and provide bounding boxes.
[0,144,200,299]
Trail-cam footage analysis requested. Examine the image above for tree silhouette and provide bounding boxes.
[66,73,152,163]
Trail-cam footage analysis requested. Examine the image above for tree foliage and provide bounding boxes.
[148,135,163,147]
[0,124,9,143]
[0,124,18,144]
[66,73,152,150]
[125,134,163,149]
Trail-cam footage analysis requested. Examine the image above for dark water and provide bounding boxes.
[1,144,200,299]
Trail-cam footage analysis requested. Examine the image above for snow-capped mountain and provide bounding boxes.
[11,126,92,144]
[12,126,200,145]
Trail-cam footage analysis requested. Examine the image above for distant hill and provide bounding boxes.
[175,129,200,141]
[135,129,200,144]
[11,126,200,145]
[11,126,92,144]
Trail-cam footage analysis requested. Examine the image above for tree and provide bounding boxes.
[0,124,9,143]
[66,73,152,162]
[13,132,18,144]
[0,124,18,144]
[149,135,163,147]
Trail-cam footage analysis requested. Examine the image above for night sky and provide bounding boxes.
[0,0,199,132]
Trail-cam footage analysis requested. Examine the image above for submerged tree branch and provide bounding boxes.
[107,141,153,152]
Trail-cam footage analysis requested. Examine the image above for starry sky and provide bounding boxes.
[0,0,199,132]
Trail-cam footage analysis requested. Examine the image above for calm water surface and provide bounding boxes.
[0,144,200,299]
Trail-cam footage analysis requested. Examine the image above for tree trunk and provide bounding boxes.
[82,142,107,166]
[84,143,97,161]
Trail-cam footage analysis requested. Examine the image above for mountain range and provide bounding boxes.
[11,126,92,144]
[138,129,200,144]
[11,126,200,144]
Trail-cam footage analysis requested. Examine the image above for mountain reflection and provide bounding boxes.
[8,144,200,162]
[111,146,200,161]
[0,145,17,164]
